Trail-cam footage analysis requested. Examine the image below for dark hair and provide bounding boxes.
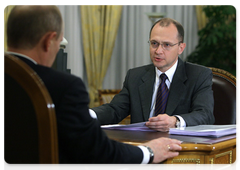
[149,18,184,42]
[7,5,63,49]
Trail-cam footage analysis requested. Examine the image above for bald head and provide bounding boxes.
[7,5,63,49]
[149,18,184,42]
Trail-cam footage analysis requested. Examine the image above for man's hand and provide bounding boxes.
[145,114,177,132]
[143,137,182,163]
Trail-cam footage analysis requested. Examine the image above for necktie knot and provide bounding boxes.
[160,73,168,82]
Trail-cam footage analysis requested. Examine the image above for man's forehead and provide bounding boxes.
[150,24,178,40]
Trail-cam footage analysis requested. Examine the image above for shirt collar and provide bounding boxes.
[155,59,178,83]
[6,51,38,65]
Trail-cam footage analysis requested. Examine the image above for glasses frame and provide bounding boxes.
[148,40,183,51]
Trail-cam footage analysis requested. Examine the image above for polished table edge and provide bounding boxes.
[104,129,236,164]
[111,137,236,152]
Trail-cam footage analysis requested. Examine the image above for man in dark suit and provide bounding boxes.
[6,5,182,163]
[91,18,215,131]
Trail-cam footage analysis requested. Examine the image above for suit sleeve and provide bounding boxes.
[56,77,143,163]
[180,68,215,126]
[92,70,132,125]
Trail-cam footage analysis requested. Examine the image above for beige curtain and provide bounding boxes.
[196,6,208,30]
[81,5,122,107]
[195,0,207,30]
[0,0,21,51]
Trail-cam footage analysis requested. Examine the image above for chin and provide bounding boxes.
[153,61,164,68]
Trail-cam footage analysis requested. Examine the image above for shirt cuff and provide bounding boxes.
[175,115,186,127]
[89,109,97,119]
[137,145,150,164]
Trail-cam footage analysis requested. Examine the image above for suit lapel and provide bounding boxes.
[138,65,155,121]
[166,58,187,115]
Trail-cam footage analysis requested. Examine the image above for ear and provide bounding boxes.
[178,42,186,55]
[42,32,57,52]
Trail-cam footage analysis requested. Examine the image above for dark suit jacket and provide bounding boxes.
[93,58,215,126]
[14,55,143,163]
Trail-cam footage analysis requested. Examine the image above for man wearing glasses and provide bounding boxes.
[91,18,214,131]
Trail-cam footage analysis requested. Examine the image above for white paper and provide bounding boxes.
[101,122,155,131]
[169,125,236,137]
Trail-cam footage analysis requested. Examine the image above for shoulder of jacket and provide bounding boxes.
[128,64,154,72]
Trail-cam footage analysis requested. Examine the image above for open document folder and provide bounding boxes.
[101,122,154,131]
[169,125,236,138]
[102,122,236,138]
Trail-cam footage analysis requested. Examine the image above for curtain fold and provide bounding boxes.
[196,6,208,30]
[195,0,207,30]
[0,0,21,51]
[81,5,122,107]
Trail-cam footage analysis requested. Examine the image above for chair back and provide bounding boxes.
[98,89,130,124]
[4,54,59,163]
[98,89,121,105]
[210,67,236,125]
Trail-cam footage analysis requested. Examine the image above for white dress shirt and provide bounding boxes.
[149,60,186,128]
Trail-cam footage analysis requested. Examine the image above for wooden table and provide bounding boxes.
[104,129,236,164]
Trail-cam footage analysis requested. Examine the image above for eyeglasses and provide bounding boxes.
[148,40,182,51]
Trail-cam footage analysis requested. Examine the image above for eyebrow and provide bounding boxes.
[150,40,175,44]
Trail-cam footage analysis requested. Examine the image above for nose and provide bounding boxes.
[155,44,164,54]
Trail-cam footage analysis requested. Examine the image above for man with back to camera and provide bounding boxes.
[91,18,215,131]
[6,5,182,163]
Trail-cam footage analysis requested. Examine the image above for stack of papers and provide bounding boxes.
[169,125,236,138]
[102,123,236,138]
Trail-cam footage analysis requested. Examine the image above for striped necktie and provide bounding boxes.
[155,73,169,116]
